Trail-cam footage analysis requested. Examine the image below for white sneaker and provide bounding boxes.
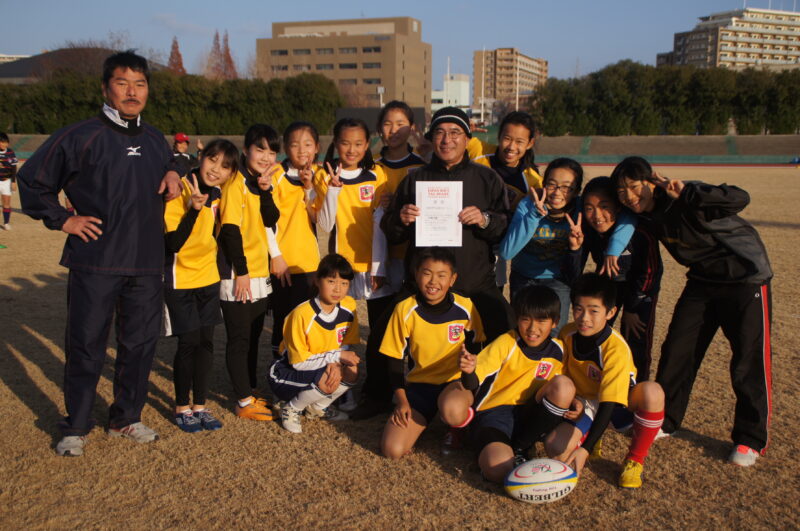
[56,435,86,457]
[108,422,159,443]
[728,444,759,467]
[306,403,348,421]
[2,223,9,230]
[655,428,672,441]
[280,404,303,433]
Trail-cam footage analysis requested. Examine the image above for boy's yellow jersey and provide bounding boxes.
[314,165,387,273]
[467,137,495,161]
[281,296,360,366]
[472,330,564,411]
[473,152,543,210]
[380,293,486,385]
[559,323,637,406]
[219,171,270,278]
[164,176,221,289]
[272,161,321,274]
[375,148,426,260]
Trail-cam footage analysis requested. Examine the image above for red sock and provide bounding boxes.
[626,410,664,464]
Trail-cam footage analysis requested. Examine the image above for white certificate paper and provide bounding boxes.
[415,181,463,247]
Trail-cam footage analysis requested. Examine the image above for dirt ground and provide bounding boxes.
[1,165,798,530]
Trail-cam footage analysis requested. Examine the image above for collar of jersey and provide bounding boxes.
[514,331,558,361]
[491,149,530,172]
[101,103,141,134]
[379,145,422,169]
[572,324,613,360]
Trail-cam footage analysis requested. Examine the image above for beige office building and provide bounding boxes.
[657,7,800,70]
[256,17,431,111]
[472,48,548,112]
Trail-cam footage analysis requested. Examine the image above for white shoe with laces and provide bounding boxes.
[281,404,303,433]
[108,422,159,443]
[56,435,86,457]
[728,444,759,467]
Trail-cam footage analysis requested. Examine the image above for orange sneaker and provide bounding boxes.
[235,397,274,421]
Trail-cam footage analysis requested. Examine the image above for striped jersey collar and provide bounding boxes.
[102,103,141,128]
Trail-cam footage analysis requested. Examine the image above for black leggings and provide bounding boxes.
[173,325,215,406]
[221,298,269,400]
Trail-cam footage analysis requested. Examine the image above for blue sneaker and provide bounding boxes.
[175,411,203,433]
[193,409,223,431]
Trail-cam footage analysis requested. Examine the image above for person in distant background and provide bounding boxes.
[0,132,18,230]
[172,132,202,176]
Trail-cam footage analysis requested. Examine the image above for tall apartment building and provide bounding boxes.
[472,48,548,114]
[657,7,800,70]
[256,17,431,111]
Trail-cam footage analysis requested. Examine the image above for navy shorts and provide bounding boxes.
[164,282,221,336]
[471,405,527,451]
[268,357,328,402]
[406,382,450,424]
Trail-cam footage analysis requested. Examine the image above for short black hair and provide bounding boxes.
[200,138,239,174]
[543,157,584,195]
[377,100,415,131]
[0,133,8,143]
[571,273,617,311]
[610,156,653,188]
[513,285,561,323]
[497,111,538,169]
[102,50,150,85]
[582,176,620,206]
[244,123,281,152]
[316,253,355,282]
[414,247,457,274]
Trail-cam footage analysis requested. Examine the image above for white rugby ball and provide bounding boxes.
[504,458,578,504]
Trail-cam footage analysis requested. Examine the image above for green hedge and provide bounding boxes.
[531,61,800,136]
[0,71,343,135]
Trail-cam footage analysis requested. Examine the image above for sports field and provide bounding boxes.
[1,164,798,529]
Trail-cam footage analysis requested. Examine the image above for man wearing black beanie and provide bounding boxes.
[352,107,514,420]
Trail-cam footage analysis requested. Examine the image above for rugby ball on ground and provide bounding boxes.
[504,458,578,504]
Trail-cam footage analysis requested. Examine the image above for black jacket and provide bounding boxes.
[381,153,510,293]
[645,182,772,285]
[18,110,174,275]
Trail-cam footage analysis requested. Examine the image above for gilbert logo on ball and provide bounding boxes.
[504,458,578,504]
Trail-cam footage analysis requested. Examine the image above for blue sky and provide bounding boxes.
[2,0,795,86]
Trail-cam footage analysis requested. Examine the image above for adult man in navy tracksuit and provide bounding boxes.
[18,51,181,457]
[612,156,773,468]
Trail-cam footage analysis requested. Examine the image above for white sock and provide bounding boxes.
[289,386,328,411]
[312,383,352,410]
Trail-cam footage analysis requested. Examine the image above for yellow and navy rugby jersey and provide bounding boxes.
[375,148,426,260]
[559,323,637,406]
[474,153,543,210]
[314,165,388,273]
[380,293,486,385]
[164,176,221,289]
[472,330,564,412]
[466,137,495,161]
[219,171,270,278]
[272,161,322,274]
[281,296,360,366]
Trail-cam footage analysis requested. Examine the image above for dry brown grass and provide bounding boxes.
[1,165,799,529]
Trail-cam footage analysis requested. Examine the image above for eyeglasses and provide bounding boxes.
[431,129,465,140]
[544,182,576,194]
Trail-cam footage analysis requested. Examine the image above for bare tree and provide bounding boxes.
[221,31,238,80]
[204,31,225,80]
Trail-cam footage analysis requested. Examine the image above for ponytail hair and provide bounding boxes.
[324,118,375,171]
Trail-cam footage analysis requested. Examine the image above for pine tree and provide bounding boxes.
[221,31,238,80]
[167,37,186,75]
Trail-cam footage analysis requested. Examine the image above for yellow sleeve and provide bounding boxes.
[312,167,329,212]
[342,298,361,345]
[474,335,511,384]
[219,175,245,227]
[379,301,410,360]
[525,167,544,190]
[164,179,191,232]
[597,338,634,405]
[284,309,313,366]
[467,301,487,344]
[473,155,491,167]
